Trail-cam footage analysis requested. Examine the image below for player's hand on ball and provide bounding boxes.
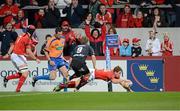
[121,80,131,87]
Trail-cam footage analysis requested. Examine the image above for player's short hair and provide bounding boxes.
[45,34,52,40]
[80,37,89,44]
[113,66,123,73]
[55,27,62,34]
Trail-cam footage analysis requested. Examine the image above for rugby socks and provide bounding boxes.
[76,76,89,90]
[6,73,22,80]
[60,81,76,89]
[16,76,26,92]
[35,75,51,80]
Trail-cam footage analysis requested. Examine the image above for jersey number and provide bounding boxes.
[76,47,83,53]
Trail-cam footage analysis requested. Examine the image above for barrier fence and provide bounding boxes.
[0,56,179,92]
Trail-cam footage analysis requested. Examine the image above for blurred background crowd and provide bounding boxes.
[0,0,179,57]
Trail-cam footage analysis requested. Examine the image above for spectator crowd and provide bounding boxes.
[0,0,177,57]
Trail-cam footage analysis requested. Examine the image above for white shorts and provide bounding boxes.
[88,69,95,82]
[11,53,28,72]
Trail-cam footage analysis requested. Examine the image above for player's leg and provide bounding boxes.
[4,53,28,92]
[53,80,78,92]
[57,58,70,82]
[53,67,81,92]
[16,68,29,92]
[69,73,78,80]
[53,72,92,92]
[32,58,57,87]
[54,60,87,92]
[3,59,22,87]
[75,64,91,90]
[3,72,22,88]
[76,74,90,90]
[69,62,82,80]
[11,54,29,92]
[59,66,69,82]
[5,59,22,81]
[55,65,69,92]
[5,72,22,80]
[32,70,57,87]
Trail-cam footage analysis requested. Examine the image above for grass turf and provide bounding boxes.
[0,92,179,110]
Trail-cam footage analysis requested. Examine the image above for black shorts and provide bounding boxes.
[70,59,90,77]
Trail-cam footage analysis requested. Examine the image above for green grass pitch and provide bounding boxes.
[0,92,180,110]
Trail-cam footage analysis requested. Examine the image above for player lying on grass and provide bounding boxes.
[53,66,133,92]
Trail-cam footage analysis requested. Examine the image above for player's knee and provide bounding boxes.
[21,71,29,78]
[18,72,22,76]
[51,74,56,80]
[64,71,69,77]
[19,66,29,76]
[60,66,69,76]
[50,72,57,80]
[81,76,88,82]
[84,75,90,81]
[50,76,56,80]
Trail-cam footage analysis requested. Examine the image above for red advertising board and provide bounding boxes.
[164,56,180,91]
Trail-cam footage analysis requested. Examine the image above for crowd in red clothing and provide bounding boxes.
[0,0,177,57]
[0,0,179,28]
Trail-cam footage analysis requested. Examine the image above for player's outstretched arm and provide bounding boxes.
[26,48,40,63]
[111,78,123,84]
[119,80,133,92]
[111,78,133,92]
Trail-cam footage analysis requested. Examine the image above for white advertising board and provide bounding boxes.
[0,60,127,92]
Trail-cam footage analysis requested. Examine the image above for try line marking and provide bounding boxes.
[0,92,57,98]
[1,110,180,111]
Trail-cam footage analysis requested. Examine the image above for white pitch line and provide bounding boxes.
[1,109,180,111]
[0,92,57,98]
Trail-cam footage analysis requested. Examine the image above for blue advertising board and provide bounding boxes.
[106,34,119,48]
[106,34,119,91]
[127,60,163,92]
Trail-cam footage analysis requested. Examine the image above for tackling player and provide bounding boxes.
[68,37,96,80]
[53,37,96,91]
[54,66,133,92]
[3,25,40,92]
